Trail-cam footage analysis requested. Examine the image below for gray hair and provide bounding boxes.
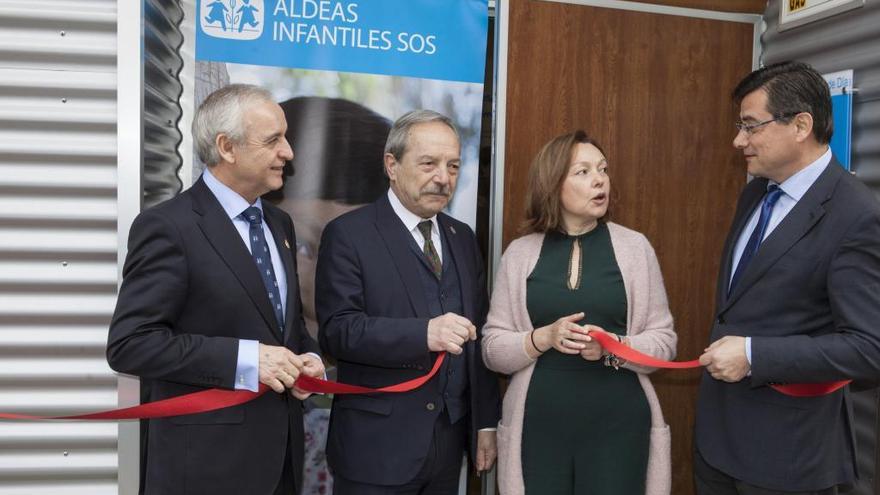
[384,109,460,160]
[193,84,274,166]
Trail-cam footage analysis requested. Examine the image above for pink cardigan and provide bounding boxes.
[483,223,677,495]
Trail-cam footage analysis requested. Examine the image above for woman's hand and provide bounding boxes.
[579,326,620,361]
[531,312,592,355]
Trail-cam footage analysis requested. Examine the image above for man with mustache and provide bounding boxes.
[315,110,501,494]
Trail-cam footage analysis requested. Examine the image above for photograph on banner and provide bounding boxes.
[194,63,485,339]
[194,0,489,339]
[248,68,482,495]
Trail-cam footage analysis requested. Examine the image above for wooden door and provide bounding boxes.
[500,1,755,493]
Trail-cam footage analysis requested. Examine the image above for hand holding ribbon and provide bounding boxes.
[587,330,850,397]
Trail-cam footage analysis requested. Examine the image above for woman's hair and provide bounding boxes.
[521,130,610,235]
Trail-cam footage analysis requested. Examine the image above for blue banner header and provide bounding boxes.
[196,0,489,83]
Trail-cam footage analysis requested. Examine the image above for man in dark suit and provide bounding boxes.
[315,110,501,494]
[696,62,880,494]
[107,84,324,495]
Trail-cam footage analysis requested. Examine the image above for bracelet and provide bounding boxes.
[529,330,547,354]
[603,334,627,370]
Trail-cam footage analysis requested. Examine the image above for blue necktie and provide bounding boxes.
[241,207,284,332]
[729,185,783,295]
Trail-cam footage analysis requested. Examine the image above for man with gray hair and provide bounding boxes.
[316,110,500,494]
[108,84,323,495]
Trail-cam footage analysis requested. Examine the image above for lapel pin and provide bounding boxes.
[449,226,456,235]
[284,238,290,249]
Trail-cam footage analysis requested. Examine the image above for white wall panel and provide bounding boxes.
[0,0,119,493]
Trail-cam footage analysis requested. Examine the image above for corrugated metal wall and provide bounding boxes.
[0,0,119,494]
[762,2,880,494]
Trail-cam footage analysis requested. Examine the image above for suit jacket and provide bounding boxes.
[107,178,319,495]
[695,159,880,491]
[315,194,501,486]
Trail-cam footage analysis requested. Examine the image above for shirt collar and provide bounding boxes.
[772,147,832,200]
[202,168,262,220]
[387,188,437,235]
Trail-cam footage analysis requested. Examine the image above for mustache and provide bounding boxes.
[420,185,451,196]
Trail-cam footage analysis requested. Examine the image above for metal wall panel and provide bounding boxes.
[0,0,119,493]
[762,2,880,493]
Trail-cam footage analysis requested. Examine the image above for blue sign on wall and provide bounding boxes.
[823,70,854,171]
[196,0,489,84]
[830,92,852,171]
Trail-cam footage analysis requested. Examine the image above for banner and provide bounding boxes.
[197,0,488,83]
[193,2,489,493]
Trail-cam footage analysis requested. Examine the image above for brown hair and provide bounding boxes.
[521,130,610,235]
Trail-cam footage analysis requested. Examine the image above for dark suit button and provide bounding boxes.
[426,402,436,411]
[717,316,725,325]
[447,369,453,376]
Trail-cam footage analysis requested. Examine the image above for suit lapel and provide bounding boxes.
[717,179,766,308]
[263,206,297,345]
[439,215,474,320]
[191,180,282,342]
[374,195,431,318]
[723,162,841,311]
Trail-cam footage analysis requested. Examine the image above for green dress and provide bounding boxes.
[522,224,650,495]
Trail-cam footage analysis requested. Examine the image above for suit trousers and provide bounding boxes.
[274,442,295,495]
[333,412,466,495]
[694,447,838,495]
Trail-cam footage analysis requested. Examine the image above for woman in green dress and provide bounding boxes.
[483,130,677,495]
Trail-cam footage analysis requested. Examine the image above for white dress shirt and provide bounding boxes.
[387,188,443,262]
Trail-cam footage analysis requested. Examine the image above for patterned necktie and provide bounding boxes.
[417,220,442,278]
[729,185,783,295]
[241,206,285,332]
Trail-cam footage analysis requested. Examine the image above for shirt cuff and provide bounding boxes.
[745,337,752,364]
[234,339,260,392]
[478,427,497,432]
[745,336,753,377]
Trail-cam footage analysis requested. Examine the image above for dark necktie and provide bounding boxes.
[729,185,783,295]
[417,220,442,278]
[241,206,285,332]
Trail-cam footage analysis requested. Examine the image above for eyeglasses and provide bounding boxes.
[734,114,797,135]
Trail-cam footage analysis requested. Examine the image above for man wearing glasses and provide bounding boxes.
[695,61,880,494]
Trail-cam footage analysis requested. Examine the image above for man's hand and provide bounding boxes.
[699,336,750,383]
[427,313,476,355]
[290,353,326,400]
[475,429,497,474]
[258,343,304,393]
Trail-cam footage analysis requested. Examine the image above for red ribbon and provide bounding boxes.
[0,353,446,421]
[589,331,851,397]
[1,330,851,422]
